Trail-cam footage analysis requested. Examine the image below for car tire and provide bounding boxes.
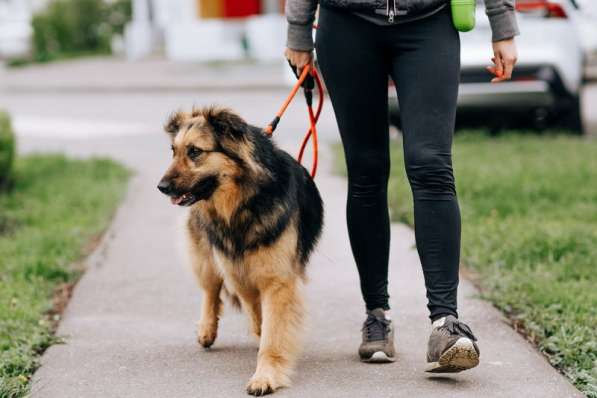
[557,96,583,134]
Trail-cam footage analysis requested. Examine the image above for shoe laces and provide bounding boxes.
[439,317,478,342]
[362,313,391,341]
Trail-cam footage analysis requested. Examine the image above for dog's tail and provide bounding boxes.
[221,285,242,310]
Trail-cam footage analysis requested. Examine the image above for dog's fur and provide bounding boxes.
[158,107,323,396]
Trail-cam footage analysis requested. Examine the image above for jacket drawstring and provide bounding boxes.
[387,0,397,23]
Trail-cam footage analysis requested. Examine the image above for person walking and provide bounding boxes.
[285,0,518,371]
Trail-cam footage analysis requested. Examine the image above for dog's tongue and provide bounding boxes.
[171,195,185,205]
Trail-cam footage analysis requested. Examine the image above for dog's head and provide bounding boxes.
[157,107,260,207]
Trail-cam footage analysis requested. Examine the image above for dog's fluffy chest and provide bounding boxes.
[212,248,239,278]
[195,201,294,261]
[211,247,257,294]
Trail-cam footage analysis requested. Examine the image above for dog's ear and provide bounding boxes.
[164,111,189,138]
[200,106,246,140]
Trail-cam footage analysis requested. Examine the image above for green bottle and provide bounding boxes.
[451,0,476,32]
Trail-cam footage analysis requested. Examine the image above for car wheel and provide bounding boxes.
[556,96,583,134]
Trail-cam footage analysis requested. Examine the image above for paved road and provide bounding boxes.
[0,60,586,398]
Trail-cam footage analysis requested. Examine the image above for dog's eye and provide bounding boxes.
[187,146,203,160]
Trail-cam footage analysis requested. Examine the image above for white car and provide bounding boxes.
[389,0,589,134]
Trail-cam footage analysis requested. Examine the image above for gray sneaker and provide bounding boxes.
[425,315,480,373]
[358,308,396,363]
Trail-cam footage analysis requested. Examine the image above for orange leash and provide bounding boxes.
[263,64,323,178]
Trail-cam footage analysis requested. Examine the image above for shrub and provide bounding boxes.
[30,0,131,63]
[0,112,15,187]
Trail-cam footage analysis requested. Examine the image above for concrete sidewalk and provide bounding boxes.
[0,57,289,92]
[28,133,581,397]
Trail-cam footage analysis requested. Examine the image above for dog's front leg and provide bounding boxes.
[191,250,223,349]
[197,276,223,349]
[246,279,303,396]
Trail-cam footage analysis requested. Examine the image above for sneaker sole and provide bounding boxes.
[361,351,396,363]
[425,337,479,373]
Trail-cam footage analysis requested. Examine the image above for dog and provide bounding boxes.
[157,106,324,396]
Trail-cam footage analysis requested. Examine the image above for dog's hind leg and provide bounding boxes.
[237,289,262,338]
[247,299,262,338]
[246,278,304,396]
[189,237,223,349]
[228,284,262,338]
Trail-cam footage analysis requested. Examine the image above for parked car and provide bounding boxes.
[389,0,589,135]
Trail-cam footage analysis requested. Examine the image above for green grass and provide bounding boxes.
[334,131,597,396]
[0,154,129,398]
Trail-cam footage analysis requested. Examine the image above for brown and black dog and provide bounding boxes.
[157,107,323,396]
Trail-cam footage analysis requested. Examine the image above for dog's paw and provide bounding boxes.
[246,375,278,396]
[197,322,217,348]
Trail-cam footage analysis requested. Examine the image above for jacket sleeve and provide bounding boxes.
[285,0,318,51]
[484,0,520,42]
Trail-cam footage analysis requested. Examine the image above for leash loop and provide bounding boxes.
[263,64,323,178]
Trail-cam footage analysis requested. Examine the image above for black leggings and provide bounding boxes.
[316,5,461,321]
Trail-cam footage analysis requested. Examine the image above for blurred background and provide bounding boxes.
[0,1,596,398]
[0,0,596,133]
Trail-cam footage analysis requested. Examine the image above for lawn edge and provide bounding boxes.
[458,263,584,394]
[24,168,134,396]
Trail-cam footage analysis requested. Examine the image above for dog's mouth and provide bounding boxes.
[170,192,197,207]
[168,176,219,207]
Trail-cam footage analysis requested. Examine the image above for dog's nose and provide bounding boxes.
[157,179,172,195]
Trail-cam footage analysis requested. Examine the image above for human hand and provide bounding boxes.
[284,48,313,75]
[486,38,518,83]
